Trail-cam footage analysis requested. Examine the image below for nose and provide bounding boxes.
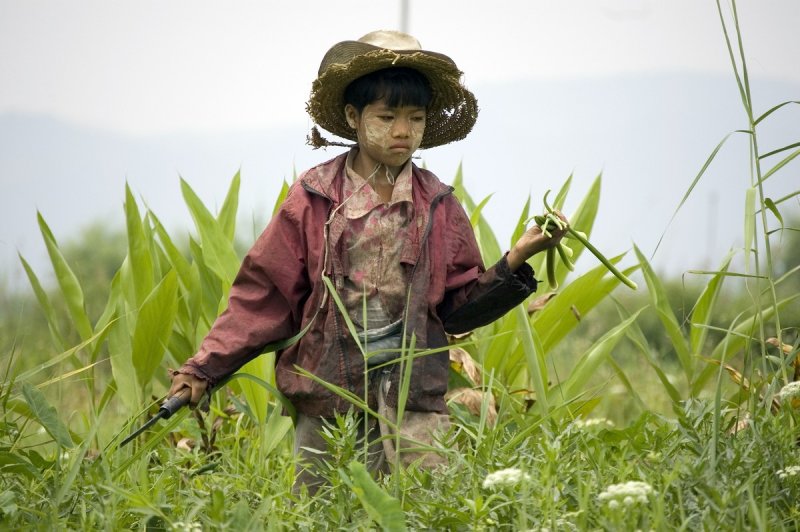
[391,118,411,138]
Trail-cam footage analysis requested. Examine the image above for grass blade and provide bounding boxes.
[634,245,693,384]
[21,382,74,448]
[37,212,93,342]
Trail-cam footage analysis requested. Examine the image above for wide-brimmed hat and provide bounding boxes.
[306,30,478,149]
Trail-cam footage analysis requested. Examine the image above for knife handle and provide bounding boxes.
[159,387,192,419]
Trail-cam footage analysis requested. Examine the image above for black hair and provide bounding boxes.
[343,67,432,113]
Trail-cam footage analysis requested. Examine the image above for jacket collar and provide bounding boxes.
[300,149,452,207]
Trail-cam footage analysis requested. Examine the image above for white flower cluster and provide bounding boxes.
[482,467,532,489]
[573,417,615,429]
[598,481,654,509]
[535,518,578,532]
[777,465,800,479]
[777,381,800,403]
[170,522,203,532]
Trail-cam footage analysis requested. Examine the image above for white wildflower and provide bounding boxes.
[777,382,800,404]
[532,518,578,532]
[598,481,654,508]
[777,465,800,479]
[482,467,532,489]
[573,417,614,430]
[171,521,202,532]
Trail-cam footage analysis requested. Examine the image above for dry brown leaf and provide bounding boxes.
[176,438,196,452]
[767,337,795,355]
[527,292,557,314]
[727,413,751,435]
[449,347,482,385]
[445,387,497,427]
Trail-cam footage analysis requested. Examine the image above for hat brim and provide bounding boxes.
[307,46,478,149]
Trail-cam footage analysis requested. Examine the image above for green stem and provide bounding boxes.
[567,227,638,290]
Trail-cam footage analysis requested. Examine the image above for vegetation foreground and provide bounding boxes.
[2,2,799,530]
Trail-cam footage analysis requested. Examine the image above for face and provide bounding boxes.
[345,99,426,172]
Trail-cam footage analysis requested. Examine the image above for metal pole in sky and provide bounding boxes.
[400,0,409,33]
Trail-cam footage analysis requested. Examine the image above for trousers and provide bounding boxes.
[292,371,451,494]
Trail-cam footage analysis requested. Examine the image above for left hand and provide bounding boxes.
[506,210,569,271]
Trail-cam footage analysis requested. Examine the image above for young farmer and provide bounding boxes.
[168,30,567,492]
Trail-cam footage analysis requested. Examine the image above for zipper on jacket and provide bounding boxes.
[401,186,454,333]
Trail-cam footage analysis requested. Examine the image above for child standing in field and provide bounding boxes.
[168,30,567,493]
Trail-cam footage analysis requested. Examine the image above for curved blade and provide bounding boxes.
[120,410,166,447]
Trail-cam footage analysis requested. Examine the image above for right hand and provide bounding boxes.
[168,372,209,408]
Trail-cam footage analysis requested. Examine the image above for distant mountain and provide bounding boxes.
[2,72,798,288]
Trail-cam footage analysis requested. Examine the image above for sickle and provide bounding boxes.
[119,387,192,447]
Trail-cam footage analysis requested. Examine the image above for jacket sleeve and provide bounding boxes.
[178,186,311,385]
[437,197,538,335]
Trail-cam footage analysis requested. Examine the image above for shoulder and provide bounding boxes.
[297,151,349,200]
[411,162,453,200]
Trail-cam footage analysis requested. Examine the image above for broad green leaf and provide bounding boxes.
[91,269,123,362]
[533,256,634,354]
[689,251,733,353]
[509,195,531,247]
[563,173,601,267]
[124,184,155,306]
[109,306,140,411]
[548,309,643,407]
[149,211,193,291]
[21,383,73,448]
[0,452,40,480]
[551,173,573,211]
[272,180,290,218]
[131,270,179,388]
[218,170,241,241]
[260,408,293,456]
[228,372,296,421]
[469,193,494,228]
[617,302,683,404]
[515,305,549,413]
[181,178,241,286]
[451,163,502,263]
[36,212,93,342]
[237,354,275,424]
[635,245,693,383]
[347,461,407,532]
[19,253,66,350]
[764,198,784,229]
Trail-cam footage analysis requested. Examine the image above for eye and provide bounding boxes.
[412,115,426,123]
[378,115,394,122]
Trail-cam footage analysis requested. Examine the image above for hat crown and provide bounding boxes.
[357,30,421,51]
[308,30,479,149]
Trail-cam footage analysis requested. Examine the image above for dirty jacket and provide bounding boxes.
[179,151,538,416]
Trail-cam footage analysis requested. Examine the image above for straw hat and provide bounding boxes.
[306,30,478,149]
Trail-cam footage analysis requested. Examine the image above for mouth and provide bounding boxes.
[389,144,411,151]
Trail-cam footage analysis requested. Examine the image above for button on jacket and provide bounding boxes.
[178,150,538,417]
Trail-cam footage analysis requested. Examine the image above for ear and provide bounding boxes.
[344,104,359,130]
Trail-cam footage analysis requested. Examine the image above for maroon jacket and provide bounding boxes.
[179,151,537,416]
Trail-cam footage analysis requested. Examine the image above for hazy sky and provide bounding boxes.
[1,1,798,135]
